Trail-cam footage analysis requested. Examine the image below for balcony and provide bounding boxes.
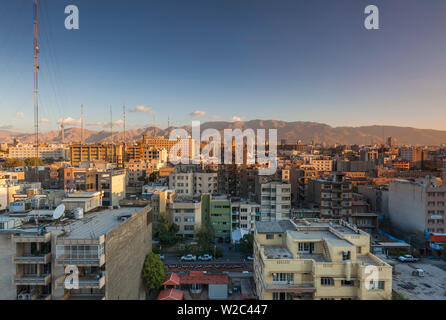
[12,233,51,243]
[56,254,105,267]
[14,273,51,286]
[57,275,105,289]
[263,279,316,293]
[13,253,51,264]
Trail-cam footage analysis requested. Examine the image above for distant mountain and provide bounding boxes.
[2,120,446,146]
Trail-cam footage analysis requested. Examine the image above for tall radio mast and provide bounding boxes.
[33,0,39,165]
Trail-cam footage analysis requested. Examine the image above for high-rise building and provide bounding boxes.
[307,172,353,218]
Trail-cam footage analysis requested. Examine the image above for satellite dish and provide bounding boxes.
[53,204,65,220]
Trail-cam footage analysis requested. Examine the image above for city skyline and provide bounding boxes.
[1,0,446,132]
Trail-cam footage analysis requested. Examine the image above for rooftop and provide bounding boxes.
[51,207,143,240]
[263,246,293,259]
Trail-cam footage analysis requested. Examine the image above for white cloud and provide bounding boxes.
[57,117,81,126]
[40,118,50,123]
[16,112,24,118]
[87,120,124,128]
[190,110,206,117]
[209,115,221,120]
[128,105,156,114]
[231,116,243,122]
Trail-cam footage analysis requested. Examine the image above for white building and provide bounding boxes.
[388,177,446,235]
[231,200,261,233]
[255,181,291,221]
[169,171,217,197]
[8,144,69,161]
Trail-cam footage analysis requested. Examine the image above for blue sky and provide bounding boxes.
[0,0,445,133]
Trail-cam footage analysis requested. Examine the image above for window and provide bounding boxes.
[266,234,274,240]
[342,251,351,261]
[321,277,334,286]
[341,280,354,286]
[368,281,385,290]
[298,242,314,253]
[272,273,294,284]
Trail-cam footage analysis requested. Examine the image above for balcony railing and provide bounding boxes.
[13,253,51,264]
[56,254,105,267]
[263,279,315,292]
[12,233,51,243]
[14,273,51,286]
[57,275,105,289]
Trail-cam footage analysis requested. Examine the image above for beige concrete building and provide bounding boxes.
[169,199,202,237]
[0,205,152,300]
[169,171,218,197]
[253,219,392,300]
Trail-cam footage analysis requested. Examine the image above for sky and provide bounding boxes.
[0,0,445,133]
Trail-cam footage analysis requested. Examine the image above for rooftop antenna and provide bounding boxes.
[61,119,65,144]
[33,0,40,224]
[123,104,126,143]
[81,104,84,144]
[110,105,113,143]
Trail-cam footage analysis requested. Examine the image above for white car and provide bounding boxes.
[180,254,196,261]
[158,254,165,260]
[398,254,419,263]
[198,254,213,261]
[246,256,254,261]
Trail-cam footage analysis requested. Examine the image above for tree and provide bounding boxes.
[24,157,43,166]
[215,246,224,258]
[240,233,254,254]
[4,158,25,168]
[195,224,215,247]
[440,245,446,258]
[142,252,167,292]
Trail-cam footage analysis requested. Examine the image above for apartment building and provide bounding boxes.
[8,144,69,161]
[202,194,232,242]
[170,199,202,237]
[231,200,261,232]
[126,158,167,184]
[255,179,291,221]
[307,172,353,218]
[253,219,392,300]
[388,177,446,234]
[0,205,152,300]
[169,171,218,197]
[400,147,424,168]
[70,143,124,168]
[142,135,195,161]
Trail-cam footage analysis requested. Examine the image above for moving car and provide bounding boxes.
[198,254,213,261]
[246,256,254,261]
[398,254,419,262]
[180,254,196,261]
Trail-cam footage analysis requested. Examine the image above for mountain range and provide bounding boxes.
[1,120,446,146]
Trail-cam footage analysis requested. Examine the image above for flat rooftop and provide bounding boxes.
[263,246,294,259]
[288,230,354,247]
[51,207,143,240]
[255,220,296,233]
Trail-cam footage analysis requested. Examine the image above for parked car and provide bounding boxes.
[180,254,196,261]
[246,256,254,261]
[198,254,213,261]
[398,254,419,263]
[158,254,165,260]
